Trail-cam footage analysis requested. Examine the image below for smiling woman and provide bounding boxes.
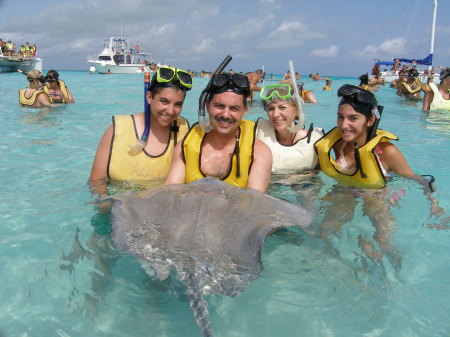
[89,67,192,197]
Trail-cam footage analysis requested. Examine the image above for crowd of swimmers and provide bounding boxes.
[0,39,37,57]
[19,58,449,271]
[368,60,450,111]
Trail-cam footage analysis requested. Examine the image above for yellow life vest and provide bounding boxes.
[108,114,189,182]
[401,78,422,94]
[18,88,49,106]
[301,89,311,101]
[429,83,450,111]
[183,120,255,188]
[358,84,370,91]
[43,80,70,103]
[315,127,398,189]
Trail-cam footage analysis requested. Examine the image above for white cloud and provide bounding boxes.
[259,20,324,50]
[310,45,338,57]
[352,37,406,59]
[225,17,266,41]
[192,38,215,54]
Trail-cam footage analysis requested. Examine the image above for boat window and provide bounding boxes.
[126,55,131,64]
[98,56,112,61]
[113,54,125,65]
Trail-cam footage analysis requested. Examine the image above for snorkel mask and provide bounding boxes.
[198,55,234,132]
[338,84,380,119]
[129,67,192,154]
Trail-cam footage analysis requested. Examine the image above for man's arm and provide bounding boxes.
[164,141,186,185]
[247,139,272,193]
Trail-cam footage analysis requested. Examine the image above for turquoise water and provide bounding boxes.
[1,71,449,337]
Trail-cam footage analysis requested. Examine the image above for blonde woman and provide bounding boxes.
[256,83,324,174]
[19,70,56,108]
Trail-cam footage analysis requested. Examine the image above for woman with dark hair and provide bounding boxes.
[44,70,75,103]
[89,67,192,197]
[315,85,444,270]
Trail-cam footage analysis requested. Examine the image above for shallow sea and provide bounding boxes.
[0,70,449,337]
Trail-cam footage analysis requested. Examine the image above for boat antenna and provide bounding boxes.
[429,0,438,70]
[288,60,305,132]
[128,72,151,154]
[198,55,232,132]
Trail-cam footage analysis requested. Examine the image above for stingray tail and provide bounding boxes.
[187,280,214,337]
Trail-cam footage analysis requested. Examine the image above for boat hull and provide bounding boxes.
[380,71,440,84]
[88,61,151,74]
[0,56,42,73]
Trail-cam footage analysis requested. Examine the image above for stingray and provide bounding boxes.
[107,177,313,337]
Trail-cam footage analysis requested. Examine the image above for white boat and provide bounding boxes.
[371,0,439,84]
[0,49,42,73]
[87,37,153,74]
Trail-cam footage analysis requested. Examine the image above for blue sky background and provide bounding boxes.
[1,0,449,76]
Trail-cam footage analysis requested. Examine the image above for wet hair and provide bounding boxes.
[338,94,376,119]
[148,72,188,97]
[359,74,369,85]
[46,69,59,79]
[440,67,450,82]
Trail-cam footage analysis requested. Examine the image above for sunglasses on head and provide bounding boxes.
[260,84,293,101]
[208,73,250,95]
[156,66,192,90]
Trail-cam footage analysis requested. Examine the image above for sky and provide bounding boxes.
[1,0,449,77]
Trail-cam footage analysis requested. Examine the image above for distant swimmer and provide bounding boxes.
[18,70,56,108]
[368,72,385,91]
[298,83,317,104]
[323,79,332,91]
[245,69,264,102]
[358,74,374,92]
[396,68,422,100]
[43,70,75,104]
[309,73,324,81]
[422,67,450,111]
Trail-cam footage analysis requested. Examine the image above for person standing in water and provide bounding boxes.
[315,84,444,271]
[422,67,450,111]
[18,70,56,108]
[43,70,75,104]
[90,67,192,197]
[256,83,324,174]
[165,72,272,193]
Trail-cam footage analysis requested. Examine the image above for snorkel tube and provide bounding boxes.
[367,105,383,141]
[288,60,305,132]
[198,55,232,132]
[129,71,151,154]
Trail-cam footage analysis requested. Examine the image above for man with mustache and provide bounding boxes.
[164,73,273,193]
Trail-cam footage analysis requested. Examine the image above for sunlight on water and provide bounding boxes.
[0,71,449,337]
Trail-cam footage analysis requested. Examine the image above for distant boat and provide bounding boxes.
[371,0,439,84]
[87,37,153,74]
[0,49,43,74]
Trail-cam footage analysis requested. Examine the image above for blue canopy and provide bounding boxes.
[399,53,433,66]
[375,53,433,66]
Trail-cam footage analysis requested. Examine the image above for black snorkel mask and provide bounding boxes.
[198,55,233,132]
